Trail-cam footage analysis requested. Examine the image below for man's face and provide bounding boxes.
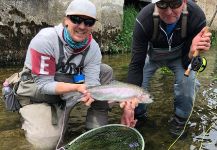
[156,0,187,24]
[65,15,95,42]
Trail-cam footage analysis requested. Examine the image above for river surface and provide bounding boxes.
[0,47,216,150]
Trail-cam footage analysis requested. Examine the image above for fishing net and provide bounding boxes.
[63,124,145,150]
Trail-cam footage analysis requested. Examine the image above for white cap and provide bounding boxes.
[152,0,160,3]
[65,0,96,19]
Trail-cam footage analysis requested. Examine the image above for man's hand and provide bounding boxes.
[189,26,212,58]
[77,84,94,106]
[81,91,94,106]
[120,98,139,127]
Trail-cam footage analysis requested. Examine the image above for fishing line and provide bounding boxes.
[199,81,217,149]
[168,26,210,149]
[198,120,217,150]
[167,71,199,150]
[168,74,216,149]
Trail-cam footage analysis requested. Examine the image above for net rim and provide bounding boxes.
[66,124,145,150]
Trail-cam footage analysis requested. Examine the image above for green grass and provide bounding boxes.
[211,30,217,47]
[108,5,138,54]
[211,31,217,80]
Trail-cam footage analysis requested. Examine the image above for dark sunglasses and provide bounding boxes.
[67,15,96,27]
[156,0,183,9]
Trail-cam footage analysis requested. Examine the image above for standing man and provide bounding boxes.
[127,0,211,137]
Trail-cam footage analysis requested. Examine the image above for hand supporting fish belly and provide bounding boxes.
[119,98,139,109]
[120,98,139,127]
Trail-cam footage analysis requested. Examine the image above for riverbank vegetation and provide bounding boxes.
[108,5,138,54]
[211,31,217,80]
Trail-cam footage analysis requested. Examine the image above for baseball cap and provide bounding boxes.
[152,0,160,3]
[65,0,96,19]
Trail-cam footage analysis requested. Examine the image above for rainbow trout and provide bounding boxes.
[56,81,153,149]
[88,81,153,103]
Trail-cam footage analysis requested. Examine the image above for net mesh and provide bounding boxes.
[64,124,144,150]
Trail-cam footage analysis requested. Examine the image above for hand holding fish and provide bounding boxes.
[80,92,94,106]
[76,84,94,106]
[120,98,139,127]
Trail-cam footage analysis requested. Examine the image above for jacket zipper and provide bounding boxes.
[160,26,173,52]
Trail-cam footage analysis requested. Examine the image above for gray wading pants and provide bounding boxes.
[19,63,113,149]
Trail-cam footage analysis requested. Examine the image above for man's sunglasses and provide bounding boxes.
[156,0,183,9]
[67,15,96,27]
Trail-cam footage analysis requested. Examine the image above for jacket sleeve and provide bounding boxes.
[24,29,59,95]
[82,41,102,87]
[127,19,149,86]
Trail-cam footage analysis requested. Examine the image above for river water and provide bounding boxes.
[0,47,216,150]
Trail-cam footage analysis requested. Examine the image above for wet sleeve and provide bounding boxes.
[33,74,58,95]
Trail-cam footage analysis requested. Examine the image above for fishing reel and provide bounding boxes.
[191,55,207,72]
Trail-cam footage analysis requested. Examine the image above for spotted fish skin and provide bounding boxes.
[88,81,153,104]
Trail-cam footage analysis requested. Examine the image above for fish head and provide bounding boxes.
[139,93,153,104]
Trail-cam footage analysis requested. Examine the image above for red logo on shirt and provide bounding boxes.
[31,48,56,75]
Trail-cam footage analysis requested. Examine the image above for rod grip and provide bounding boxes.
[184,66,191,77]
[193,50,199,57]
